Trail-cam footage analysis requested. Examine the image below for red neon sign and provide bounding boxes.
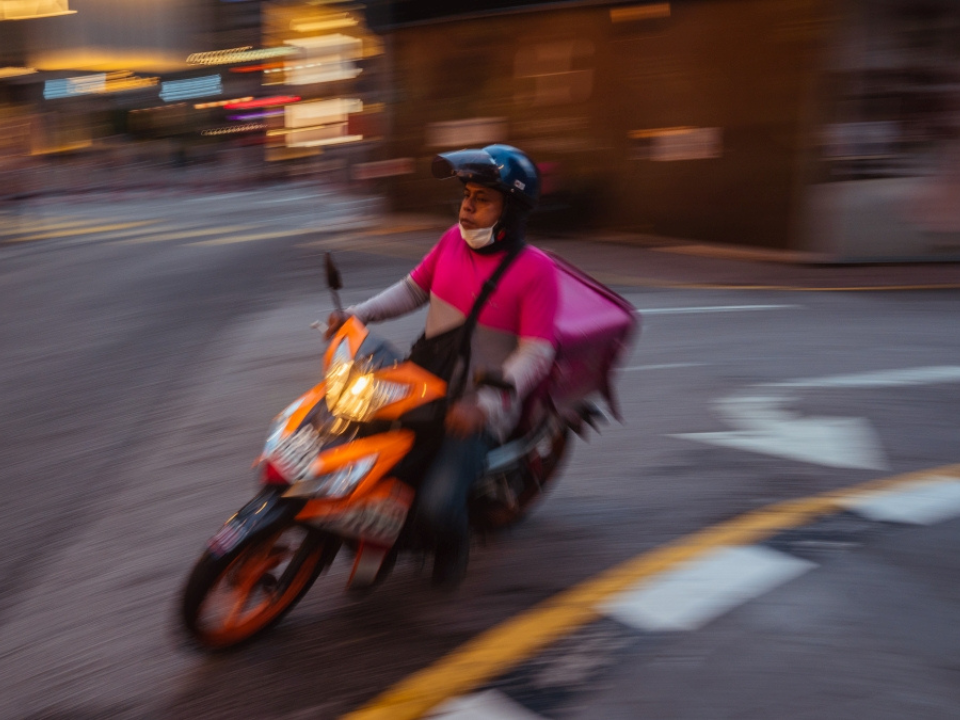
[223,95,300,110]
[230,63,284,74]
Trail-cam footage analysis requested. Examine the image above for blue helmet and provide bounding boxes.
[432,144,540,210]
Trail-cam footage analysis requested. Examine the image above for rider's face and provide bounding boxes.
[459,183,504,229]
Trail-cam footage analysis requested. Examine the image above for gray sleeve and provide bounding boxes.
[475,338,556,441]
[346,275,428,324]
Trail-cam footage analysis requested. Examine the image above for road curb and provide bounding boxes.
[341,464,960,720]
[299,227,960,293]
[312,222,960,293]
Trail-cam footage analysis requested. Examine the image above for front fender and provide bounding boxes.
[206,489,305,559]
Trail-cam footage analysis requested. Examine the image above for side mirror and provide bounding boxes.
[325,252,342,291]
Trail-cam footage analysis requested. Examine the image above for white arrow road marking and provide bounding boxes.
[673,366,960,470]
[676,394,890,470]
[600,545,816,632]
[429,690,546,719]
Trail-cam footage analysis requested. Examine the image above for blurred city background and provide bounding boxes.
[3,0,960,260]
[2,3,960,720]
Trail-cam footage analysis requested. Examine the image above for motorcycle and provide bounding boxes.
[180,252,638,650]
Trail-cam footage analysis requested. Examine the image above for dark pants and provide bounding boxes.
[417,433,492,551]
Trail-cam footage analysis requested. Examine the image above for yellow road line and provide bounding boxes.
[0,218,91,236]
[190,228,320,246]
[342,463,960,720]
[117,225,254,244]
[4,221,157,243]
[649,243,810,263]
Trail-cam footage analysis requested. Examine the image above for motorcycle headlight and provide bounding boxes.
[325,340,353,407]
[324,344,410,421]
[283,454,377,499]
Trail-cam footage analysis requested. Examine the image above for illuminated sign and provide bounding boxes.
[276,98,364,148]
[194,97,253,109]
[187,46,296,66]
[281,35,363,85]
[44,75,106,99]
[289,13,358,33]
[223,95,300,110]
[227,110,284,121]
[1,0,75,20]
[202,123,265,137]
[0,67,37,78]
[160,75,222,102]
[43,72,159,99]
[285,98,361,128]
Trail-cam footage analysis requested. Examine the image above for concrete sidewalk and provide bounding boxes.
[6,185,960,290]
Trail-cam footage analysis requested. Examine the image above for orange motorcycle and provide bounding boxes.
[180,253,637,650]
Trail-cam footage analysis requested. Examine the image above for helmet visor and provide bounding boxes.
[431,149,501,186]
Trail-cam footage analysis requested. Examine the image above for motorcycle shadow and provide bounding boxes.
[165,533,542,720]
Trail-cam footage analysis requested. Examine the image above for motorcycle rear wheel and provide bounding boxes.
[478,427,571,529]
[181,523,337,650]
[519,426,570,511]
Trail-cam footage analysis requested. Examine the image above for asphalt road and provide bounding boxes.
[1,188,958,720]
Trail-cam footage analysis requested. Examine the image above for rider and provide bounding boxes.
[326,144,559,587]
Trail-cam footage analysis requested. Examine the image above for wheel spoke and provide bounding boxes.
[217,537,296,628]
[186,525,334,647]
[222,588,253,628]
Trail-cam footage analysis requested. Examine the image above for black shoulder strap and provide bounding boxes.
[460,244,523,351]
[449,243,524,399]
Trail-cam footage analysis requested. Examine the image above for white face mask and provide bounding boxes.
[459,222,496,250]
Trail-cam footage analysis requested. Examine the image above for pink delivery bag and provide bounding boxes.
[543,252,640,418]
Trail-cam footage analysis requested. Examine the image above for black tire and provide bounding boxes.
[476,427,571,530]
[181,522,338,650]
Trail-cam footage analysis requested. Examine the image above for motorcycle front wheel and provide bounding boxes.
[181,522,338,650]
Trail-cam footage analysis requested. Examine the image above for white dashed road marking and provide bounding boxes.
[635,304,800,315]
[621,362,704,371]
[428,690,546,720]
[839,477,960,525]
[599,545,817,632]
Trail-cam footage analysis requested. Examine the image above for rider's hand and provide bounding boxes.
[324,311,349,339]
[445,400,487,438]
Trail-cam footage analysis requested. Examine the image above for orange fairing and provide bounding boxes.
[281,382,325,435]
[314,429,413,494]
[323,315,367,369]
[368,362,447,420]
[297,476,415,545]
[294,429,415,527]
